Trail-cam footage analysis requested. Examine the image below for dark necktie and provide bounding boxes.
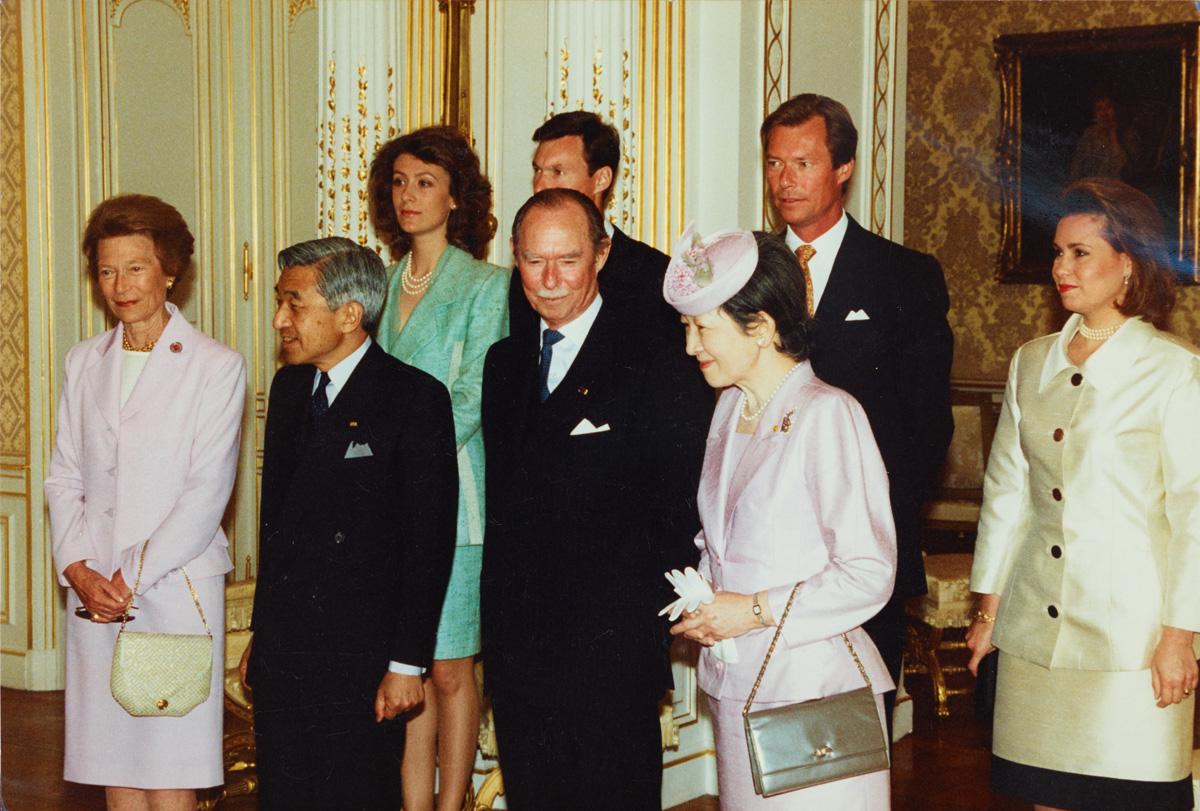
[309,371,331,430]
[795,244,816,318]
[538,329,565,402]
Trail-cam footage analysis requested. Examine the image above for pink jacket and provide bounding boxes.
[46,304,244,593]
[696,362,897,703]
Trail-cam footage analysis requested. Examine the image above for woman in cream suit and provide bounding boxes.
[368,125,508,811]
[967,178,1200,811]
[45,194,245,808]
[665,228,896,809]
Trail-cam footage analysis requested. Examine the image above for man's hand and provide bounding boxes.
[238,636,253,691]
[375,672,423,722]
[1151,626,1198,708]
[64,561,131,622]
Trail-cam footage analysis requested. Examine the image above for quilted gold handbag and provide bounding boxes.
[742,584,890,797]
[110,542,213,717]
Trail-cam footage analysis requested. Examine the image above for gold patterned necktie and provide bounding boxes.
[794,244,816,318]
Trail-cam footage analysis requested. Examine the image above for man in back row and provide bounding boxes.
[762,93,955,727]
[508,110,671,336]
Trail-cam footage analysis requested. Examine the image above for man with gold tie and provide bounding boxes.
[761,93,954,731]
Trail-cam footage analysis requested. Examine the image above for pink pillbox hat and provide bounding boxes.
[662,222,758,316]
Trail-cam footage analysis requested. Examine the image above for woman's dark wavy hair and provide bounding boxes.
[368,125,496,261]
[1058,177,1175,329]
[721,232,814,361]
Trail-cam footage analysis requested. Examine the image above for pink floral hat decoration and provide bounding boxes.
[662,222,758,315]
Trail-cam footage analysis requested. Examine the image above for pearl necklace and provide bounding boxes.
[740,363,802,422]
[1077,320,1123,341]
[400,253,435,296]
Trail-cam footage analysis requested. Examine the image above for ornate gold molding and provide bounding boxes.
[438,0,476,135]
[869,0,895,236]
[110,0,191,33]
[288,0,316,28]
[763,0,789,118]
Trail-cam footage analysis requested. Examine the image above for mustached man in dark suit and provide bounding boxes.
[508,110,673,338]
[242,237,458,809]
[481,189,711,810]
[762,93,954,728]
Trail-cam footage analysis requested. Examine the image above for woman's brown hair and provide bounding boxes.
[81,194,194,283]
[368,126,496,261]
[1059,177,1176,329]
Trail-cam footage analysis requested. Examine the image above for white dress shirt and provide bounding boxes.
[539,293,603,396]
[312,337,424,677]
[783,210,849,313]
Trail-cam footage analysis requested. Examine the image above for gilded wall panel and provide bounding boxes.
[906,1,1200,382]
[0,0,29,461]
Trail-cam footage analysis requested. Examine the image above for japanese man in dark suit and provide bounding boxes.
[243,236,457,809]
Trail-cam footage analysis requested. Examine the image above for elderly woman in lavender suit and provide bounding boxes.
[665,226,896,810]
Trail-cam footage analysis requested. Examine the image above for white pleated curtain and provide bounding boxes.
[317,0,403,252]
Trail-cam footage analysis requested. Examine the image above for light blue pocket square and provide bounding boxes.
[344,441,374,459]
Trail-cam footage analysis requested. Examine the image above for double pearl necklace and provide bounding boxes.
[740,363,802,422]
[400,253,435,296]
[1077,319,1122,342]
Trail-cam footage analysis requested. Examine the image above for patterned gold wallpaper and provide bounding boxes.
[0,0,28,460]
[905,1,1200,382]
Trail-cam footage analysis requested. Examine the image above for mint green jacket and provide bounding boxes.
[377,244,509,547]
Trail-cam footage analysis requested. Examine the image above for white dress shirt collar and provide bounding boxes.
[313,336,372,405]
[540,293,603,396]
[783,211,848,311]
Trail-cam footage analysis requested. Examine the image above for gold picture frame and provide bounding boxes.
[995,22,1199,284]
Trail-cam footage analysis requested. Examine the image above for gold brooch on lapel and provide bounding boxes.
[348,420,358,428]
[773,409,795,434]
[578,386,589,396]
[169,342,182,353]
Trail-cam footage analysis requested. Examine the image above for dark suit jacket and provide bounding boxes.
[508,225,671,339]
[481,297,711,706]
[248,340,458,704]
[806,215,954,602]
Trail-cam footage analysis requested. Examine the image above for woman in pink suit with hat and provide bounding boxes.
[45,194,245,809]
[665,227,897,809]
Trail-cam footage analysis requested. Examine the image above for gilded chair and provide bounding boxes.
[905,387,1001,717]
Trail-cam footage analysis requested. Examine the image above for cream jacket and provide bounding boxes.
[971,314,1200,671]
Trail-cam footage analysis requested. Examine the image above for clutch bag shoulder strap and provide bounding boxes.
[115,541,212,641]
[742,583,873,717]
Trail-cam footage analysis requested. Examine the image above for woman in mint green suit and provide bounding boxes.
[368,125,508,811]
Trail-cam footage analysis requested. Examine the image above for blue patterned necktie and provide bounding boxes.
[538,329,565,402]
[309,371,331,430]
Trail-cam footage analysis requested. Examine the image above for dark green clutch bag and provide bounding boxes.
[742,585,890,797]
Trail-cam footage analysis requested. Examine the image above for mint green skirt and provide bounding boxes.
[433,544,483,660]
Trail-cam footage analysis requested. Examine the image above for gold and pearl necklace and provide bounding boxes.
[400,253,435,296]
[740,363,802,422]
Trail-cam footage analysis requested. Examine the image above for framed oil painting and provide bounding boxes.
[995,22,1199,284]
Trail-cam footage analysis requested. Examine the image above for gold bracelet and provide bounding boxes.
[972,609,996,624]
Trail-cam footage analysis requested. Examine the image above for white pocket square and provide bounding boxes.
[569,418,610,436]
[344,441,374,459]
[845,309,870,321]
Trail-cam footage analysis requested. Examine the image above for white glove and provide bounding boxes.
[658,567,739,663]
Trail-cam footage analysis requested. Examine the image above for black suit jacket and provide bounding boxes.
[481,297,711,706]
[806,215,954,602]
[508,225,672,339]
[248,341,458,704]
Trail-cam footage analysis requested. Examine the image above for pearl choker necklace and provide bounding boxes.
[400,254,435,296]
[740,363,802,422]
[1077,321,1122,341]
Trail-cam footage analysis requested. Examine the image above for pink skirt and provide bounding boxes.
[706,692,891,810]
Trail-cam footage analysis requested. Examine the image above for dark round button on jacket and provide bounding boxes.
[1051,545,1062,558]
[1071,373,1083,386]
[1052,488,1062,501]
[1048,605,1059,618]
[1053,428,1064,442]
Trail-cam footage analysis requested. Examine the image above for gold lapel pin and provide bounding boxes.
[578,386,589,396]
[348,420,358,427]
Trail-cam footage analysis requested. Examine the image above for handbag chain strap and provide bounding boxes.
[116,541,212,639]
[742,583,873,717]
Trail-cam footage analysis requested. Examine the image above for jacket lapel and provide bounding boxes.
[84,329,123,434]
[700,391,739,559]
[814,216,867,325]
[390,246,460,361]
[121,305,194,424]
